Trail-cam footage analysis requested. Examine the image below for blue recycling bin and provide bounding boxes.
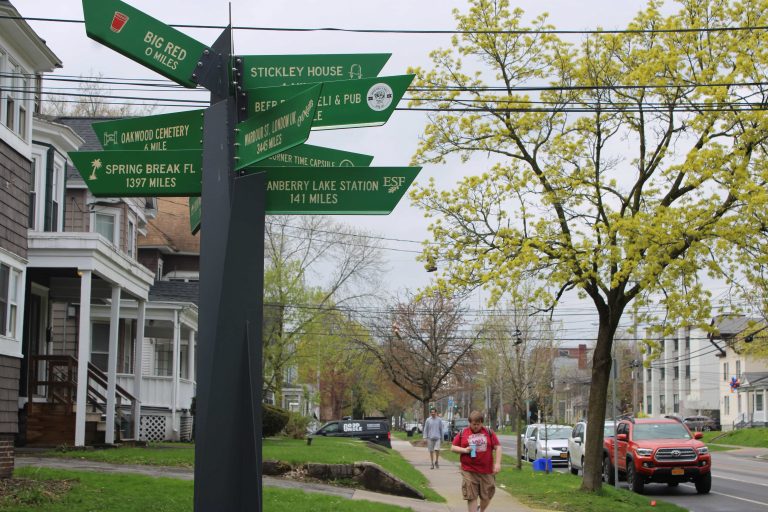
[532,458,553,472]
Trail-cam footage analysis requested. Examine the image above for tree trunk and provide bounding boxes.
[580,323,614,491]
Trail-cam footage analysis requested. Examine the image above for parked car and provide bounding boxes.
[602,416,711,494]
[683,415,720,432]
[404,421,423,435]
[567,420,617,475]
[523,424,571,463]
[520,423,542,459]
[312,419,392,448]
[450,418,470,439]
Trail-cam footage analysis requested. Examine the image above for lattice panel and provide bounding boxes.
[140,415,167,442]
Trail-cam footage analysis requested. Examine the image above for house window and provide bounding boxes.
[646,395,652,414]
[558,349,570,357]
[127,219,135,258]
[94,212,116,243]
[646,368,652,381]
[50,163,61,231]
[756,394,764,412]
[724,362,729,381]
[674,339,679,351]
[660,368,665,381]
[0,264,22,339]
[673,394,679,413]
[91,323,110,371]
[724,396,730,415]
[736,360,741,377]
[737,394,742,414]
[28,159,37,228]
[685,337,690,350]
[685,365,690,379]
[674,366,679,380]
[660,395,666,414]
[154,339,173,377]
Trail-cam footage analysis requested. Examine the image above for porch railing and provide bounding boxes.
[28,355,137,440]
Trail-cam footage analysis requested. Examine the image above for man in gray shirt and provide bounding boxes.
[423,407,445,469]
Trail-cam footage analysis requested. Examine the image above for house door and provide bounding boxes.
[21,290,48,398]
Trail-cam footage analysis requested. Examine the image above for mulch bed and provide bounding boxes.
[0,477,75,506]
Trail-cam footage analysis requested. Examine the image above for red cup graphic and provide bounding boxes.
[110,12,129,33]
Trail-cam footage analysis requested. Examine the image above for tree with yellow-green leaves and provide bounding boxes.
[408,0,768,491]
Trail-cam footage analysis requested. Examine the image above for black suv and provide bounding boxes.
[683,415,720,432]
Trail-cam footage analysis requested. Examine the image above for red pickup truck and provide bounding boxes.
[602,416,711,494]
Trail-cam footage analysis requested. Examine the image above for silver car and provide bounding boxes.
[567,420,617,475]
[524,424,571,463]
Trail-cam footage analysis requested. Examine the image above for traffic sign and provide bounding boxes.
[82,0,209,88]
[92,109,203,151]
[69,149,202,197]
[247,74,414,130]
[240,53,391,88]
[236,85,321,170]
[247,166,421,214]
[252,144,373,168]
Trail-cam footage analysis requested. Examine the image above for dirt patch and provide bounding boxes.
[0,477,76,507]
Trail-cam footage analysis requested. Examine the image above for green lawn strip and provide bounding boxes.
[700,427,768,448]
[440,452,685,512]
[264,437,444,502]
[2,468,412,512]
[37,443,194,468]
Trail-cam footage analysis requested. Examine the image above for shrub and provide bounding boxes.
[263,404,290,437]
[283,413,312,439]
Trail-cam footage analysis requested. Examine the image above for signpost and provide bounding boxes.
[82,0,209,88]
[235,85,320,170]
[69,149,202,196]
[248,74,414,129]
[241,53,391,88]
[92,109,203,151]
[76,1,421,510]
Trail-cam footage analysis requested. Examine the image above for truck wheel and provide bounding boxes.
[695,472,711,494]
[626,460,644,494]
[603,455,615,485]
[568,455,578,475]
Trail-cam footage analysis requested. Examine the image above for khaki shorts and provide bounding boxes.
[460,470,496,502]
[427,438,441,452]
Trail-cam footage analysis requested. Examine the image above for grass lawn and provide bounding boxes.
[1,468,412,512]
[35,437,442,502]
[440,452,686,512]
[701,427,768,448]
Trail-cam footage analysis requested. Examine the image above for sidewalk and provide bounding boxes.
[383,439,545,512]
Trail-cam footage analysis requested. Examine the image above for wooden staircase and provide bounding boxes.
[26,355,137,446]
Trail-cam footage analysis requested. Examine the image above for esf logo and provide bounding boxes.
[342,423,362,432]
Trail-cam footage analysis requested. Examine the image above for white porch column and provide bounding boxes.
[171,309,180,440]
[188,328,196,384]
[105,285,122,444]
[75,270,92,447]
[133,300,146,440]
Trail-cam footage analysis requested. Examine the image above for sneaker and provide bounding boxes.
[430,464,434,469]
[435,462,439,469]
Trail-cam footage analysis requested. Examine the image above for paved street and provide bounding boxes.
[499,435,768,511]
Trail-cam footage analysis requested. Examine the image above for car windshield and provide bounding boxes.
[455,420,469,428]
[541,427,571,440]
[634,423,691,440]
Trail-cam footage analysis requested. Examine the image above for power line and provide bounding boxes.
[8,14,768,36]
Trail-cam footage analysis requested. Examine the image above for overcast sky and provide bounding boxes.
[14,0,666,341]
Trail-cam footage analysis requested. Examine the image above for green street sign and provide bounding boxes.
[247,75,414,130]
[252,144,373,168]
[240,53,391,88]
[69,150,202,197]
[82,0,208,88]
[236,85,321,170]
[189,144,375,233]
[92,109,204,151]
[247,166,421,214]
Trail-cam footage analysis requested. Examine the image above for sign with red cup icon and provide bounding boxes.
[110,12,129,33]
[82,0,209,88]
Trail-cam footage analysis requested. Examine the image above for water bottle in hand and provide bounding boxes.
[470,443,477,458]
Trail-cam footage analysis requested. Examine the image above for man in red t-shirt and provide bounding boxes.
[451,410,502,512]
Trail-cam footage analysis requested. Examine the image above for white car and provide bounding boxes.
[520,423,542,459]
[523,424,571,463]
[567,420,617,475]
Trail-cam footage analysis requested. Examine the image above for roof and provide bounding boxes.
[741,372,768,388]
[140,197,199,254]
[149,280,199,306]
[713,315,755,337]
[0,1,61,71]
[55,117,121,180]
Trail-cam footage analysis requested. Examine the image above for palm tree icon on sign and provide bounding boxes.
[89,158,102,181]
